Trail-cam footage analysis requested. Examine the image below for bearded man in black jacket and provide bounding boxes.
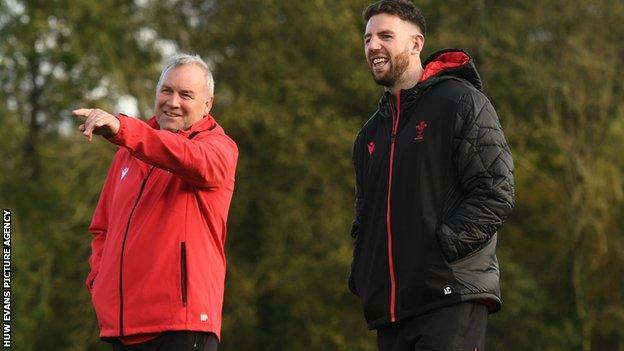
[348,1,515,350]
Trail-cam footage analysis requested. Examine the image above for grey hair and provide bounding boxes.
[156,53,214,97]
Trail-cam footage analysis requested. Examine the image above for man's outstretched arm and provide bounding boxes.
[73,108,238,189]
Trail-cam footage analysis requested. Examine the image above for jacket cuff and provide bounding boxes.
[106,113,128,145]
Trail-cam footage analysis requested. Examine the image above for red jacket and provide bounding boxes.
[86,114,238,340]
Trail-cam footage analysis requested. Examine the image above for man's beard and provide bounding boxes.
[371,48,410,88]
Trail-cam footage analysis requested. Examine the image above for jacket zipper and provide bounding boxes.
[118,166,155,336]
[180,242,188,306]
[386,94,400,322]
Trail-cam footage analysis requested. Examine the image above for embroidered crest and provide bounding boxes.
[415,121,428,140]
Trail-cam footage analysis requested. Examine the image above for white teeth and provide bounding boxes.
[373,58,387,65]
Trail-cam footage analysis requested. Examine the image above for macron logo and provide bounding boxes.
[200,314,208,322]
[367,141,375,155]
[120,167,129,180]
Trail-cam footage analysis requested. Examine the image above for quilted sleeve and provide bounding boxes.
[436,90,515,262]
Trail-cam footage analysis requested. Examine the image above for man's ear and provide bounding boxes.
[204,96,214,115]
[411,33,425,55]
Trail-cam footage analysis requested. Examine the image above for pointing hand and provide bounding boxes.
[73,108,120,142]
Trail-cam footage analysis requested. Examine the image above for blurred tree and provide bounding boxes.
[480,1,624,350]
[2,0,624,350]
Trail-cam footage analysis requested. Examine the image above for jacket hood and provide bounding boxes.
[419,49,482,91]
[376,49,482,117]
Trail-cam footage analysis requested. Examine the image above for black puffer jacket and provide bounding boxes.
[349,49,515,330]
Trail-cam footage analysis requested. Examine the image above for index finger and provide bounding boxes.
[72,108,93,118]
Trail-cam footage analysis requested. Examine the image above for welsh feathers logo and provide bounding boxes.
[415,121,428,141]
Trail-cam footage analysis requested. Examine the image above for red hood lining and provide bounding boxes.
[418,51,470,83]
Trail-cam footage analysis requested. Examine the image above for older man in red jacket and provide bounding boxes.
[74,53,238,351]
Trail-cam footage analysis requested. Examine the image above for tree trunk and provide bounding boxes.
[569,152,593,351]
[572,249,592,351]
[25,54,42,181]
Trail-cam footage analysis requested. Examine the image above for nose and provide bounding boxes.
[367,36,382,51]
[167,93,181,108]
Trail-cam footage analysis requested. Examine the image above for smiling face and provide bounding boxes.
[155,64,213,132]
[364,13,423,90]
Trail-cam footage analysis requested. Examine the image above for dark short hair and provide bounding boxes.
[363,0,426,36]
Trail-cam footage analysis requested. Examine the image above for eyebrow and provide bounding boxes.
[160,85,195,96]
[364,30,395,39]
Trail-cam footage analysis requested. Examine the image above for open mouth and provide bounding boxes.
[371,56,389,70]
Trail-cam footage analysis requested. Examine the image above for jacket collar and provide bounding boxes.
[147,114,218,138]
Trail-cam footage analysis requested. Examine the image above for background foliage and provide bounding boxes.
[1,0,623,350]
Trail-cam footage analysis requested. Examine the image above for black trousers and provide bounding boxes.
[377,302,488,351]
[110,331,218,351]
